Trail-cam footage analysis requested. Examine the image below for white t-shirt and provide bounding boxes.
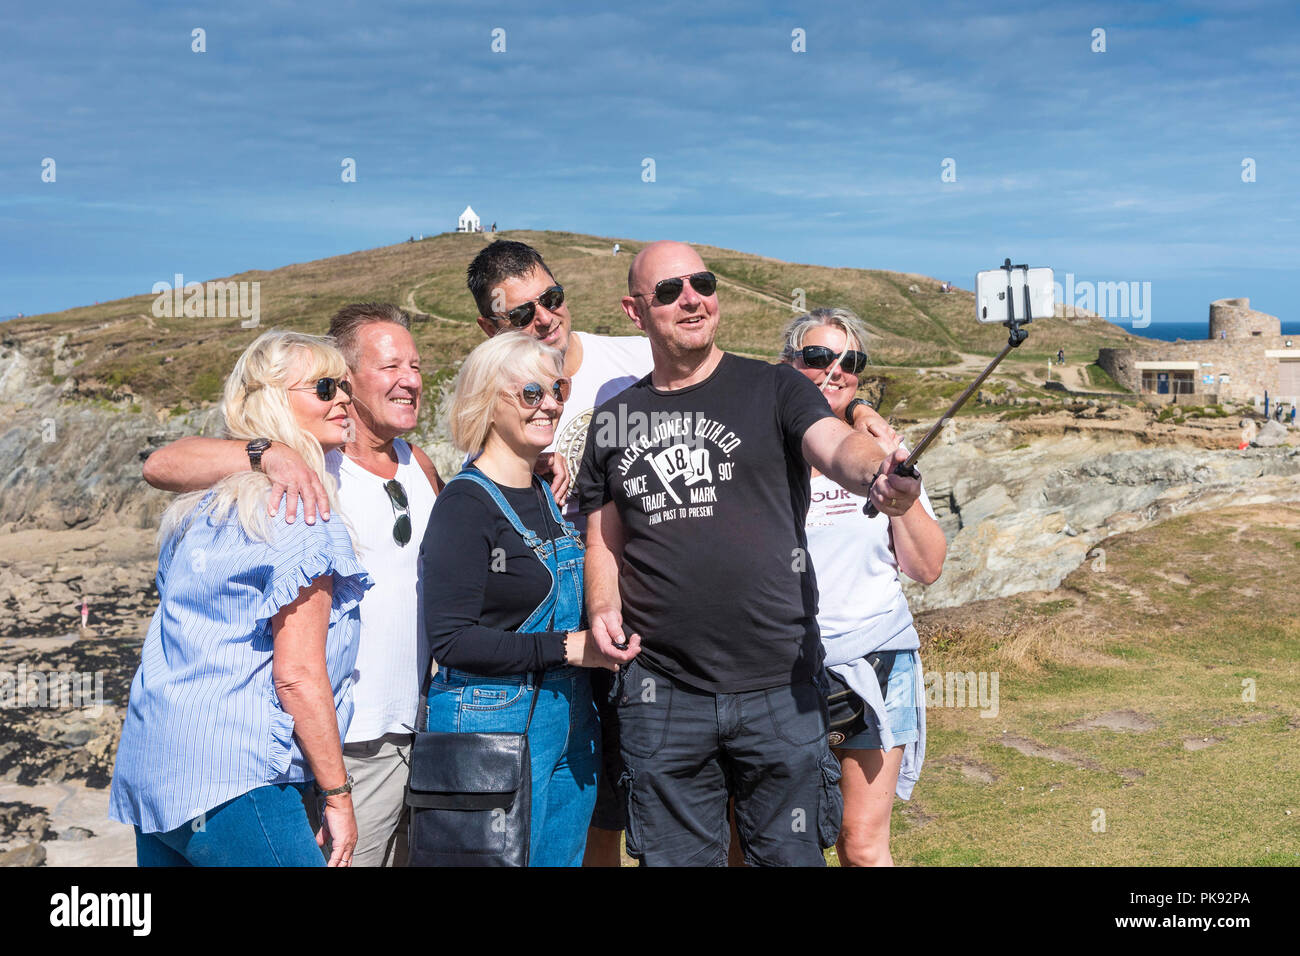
[326,440,438,742]
[550,331,655,526]
[804,469,937,647]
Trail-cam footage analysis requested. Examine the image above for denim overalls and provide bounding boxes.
[425,469,600,867]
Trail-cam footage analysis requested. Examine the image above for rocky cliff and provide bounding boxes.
[901,414,1300,611]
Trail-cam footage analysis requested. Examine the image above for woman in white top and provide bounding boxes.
[781,307,947,867]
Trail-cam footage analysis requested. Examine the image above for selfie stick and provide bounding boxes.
[863,258,1035,516]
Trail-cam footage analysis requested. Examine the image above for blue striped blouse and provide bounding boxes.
[109,500,372,834]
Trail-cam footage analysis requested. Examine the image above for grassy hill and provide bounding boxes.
[881,503,1300,866]
[3,229,1146,417]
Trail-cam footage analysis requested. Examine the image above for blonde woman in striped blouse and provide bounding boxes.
[109,330,372,867]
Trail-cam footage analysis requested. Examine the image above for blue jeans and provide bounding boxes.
[427,665,600,866]
[134,783,324,867]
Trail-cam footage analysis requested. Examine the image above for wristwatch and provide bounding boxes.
[845,398,871,426]
[317,774,355,797]
[246,437,272,472]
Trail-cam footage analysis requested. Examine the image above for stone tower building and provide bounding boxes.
[1098,298,1298,406]
[1208,298,1281,340]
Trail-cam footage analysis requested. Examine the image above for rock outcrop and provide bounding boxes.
[900,420,1300,611]
[0,383,219,532]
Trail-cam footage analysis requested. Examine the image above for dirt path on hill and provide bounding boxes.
[402,282,461,325]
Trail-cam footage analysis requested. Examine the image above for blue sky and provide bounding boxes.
[2,0,1297,330]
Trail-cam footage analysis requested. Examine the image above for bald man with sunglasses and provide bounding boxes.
[576,241,921,867]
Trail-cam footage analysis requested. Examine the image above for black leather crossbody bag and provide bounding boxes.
[825,651,897,747]
[406,480,563,867]
[405,679,541,867]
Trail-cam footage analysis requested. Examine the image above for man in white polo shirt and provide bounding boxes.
[466,239,653,865]
[141,302,441,866]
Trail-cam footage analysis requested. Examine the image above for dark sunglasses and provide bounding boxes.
[796,345,869,376]
[384,479,411,547]
[288,377,352,402]
[634,271,717,305]
[517,378,572,408]
[495,285,565,328]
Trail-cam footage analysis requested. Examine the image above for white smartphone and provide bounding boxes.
[975,266,1054,324]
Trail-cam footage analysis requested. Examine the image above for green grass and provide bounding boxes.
[1082,362,1123,391]
[893,504,1300,866]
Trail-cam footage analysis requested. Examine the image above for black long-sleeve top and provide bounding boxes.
[419,470,568,676]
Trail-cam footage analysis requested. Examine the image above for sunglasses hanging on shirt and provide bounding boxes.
[385,478,412,546]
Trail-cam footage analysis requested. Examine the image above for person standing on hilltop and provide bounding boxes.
[466,239,654,866]
[577,240,921,866]
[141,304,442,867]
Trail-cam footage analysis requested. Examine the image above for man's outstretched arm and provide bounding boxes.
[142,436,330,523]
[800,418,920,518]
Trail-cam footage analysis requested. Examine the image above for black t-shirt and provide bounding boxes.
[419,469,568,676]
[577,352,836,693]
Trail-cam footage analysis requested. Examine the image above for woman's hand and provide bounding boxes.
[849,403,900,455]
[565,628,639,670]
[868,447,921,518]
[318,793,358,867]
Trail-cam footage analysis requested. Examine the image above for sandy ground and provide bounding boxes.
[0,780,134,865]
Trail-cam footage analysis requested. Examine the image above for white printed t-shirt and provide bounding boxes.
[804,469,937,646]
[550,331,654,527]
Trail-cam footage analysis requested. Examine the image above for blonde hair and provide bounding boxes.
[780,307,871,363]
[158,329,352,548]
[447,332,564,454]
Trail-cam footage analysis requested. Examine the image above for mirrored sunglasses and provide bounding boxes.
[517,378,571,407]
[497,285,565,328]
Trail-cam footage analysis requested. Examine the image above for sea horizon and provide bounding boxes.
[1129,320,1300,343]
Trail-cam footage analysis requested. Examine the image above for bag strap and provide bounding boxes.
[522,670,543,734]
[532,482,562,631]
[428,468,554,736]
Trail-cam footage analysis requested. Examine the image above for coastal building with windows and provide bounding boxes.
[1098,299,1297,406]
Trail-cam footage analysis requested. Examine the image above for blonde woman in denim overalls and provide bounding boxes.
[420,332,630,866]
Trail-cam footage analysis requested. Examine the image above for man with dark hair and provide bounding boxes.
[142,302,443,866]
[578,240,921,866]
[466,238,653,866]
